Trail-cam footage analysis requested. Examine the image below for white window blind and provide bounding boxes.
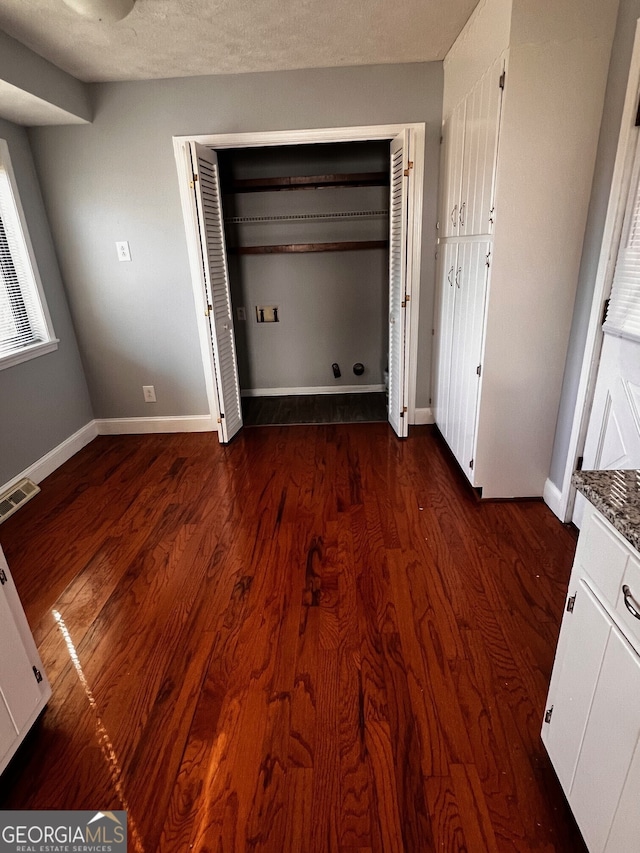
[0,141,53,362]
[604,132,640,342]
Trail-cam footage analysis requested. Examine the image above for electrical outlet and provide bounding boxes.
[116,241,131,262]
[143,385,156,403]
[237,306,246,321]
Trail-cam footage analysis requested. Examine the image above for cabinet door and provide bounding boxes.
[0,585,42,735]
[464,58,504,237]
[442,100,466,238]
[446,241,489,481]
[0,695,18,771]
[458,82,480,237]
[570,606,640,853]
[456,59,504,238]
[542,579,610,794]
[604,736,640,852]
[433,242,458,441]
[543,578,640,853]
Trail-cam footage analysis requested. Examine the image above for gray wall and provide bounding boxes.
[231,251,389,391]
[27,62,443,418]
[0,117,93,487]
[221,143,389,391]
[548,0,639,488]
[0,30,92,124]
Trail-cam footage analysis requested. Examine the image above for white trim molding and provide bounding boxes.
[412,407,434,425]
[173,122,425,436]
[0,420,97,496]
[241,384,385,397]
[543,478,564,520]
[0,415,218,497]
[94,415,216,435]
[555,20,640,522]
[0,339,59,372]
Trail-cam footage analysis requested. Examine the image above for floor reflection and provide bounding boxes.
[53,609,145,853]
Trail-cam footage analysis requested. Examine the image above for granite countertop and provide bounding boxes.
[572,469,640,552]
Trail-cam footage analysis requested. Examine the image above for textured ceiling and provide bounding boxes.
[0,0,478,83]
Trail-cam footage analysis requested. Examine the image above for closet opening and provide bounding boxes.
[216,141,390,426]
[174,122,424,443]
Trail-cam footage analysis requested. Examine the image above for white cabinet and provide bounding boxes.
[434,0,617,497]
[433,242,458,438]
[441,99,466,238]
[0,546,51,776]
[542,503,640,852]
[440,57,503,241]
[434,240,490,482]
[434,55,504,488]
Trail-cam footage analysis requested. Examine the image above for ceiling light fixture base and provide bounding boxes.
[62,0,136,23]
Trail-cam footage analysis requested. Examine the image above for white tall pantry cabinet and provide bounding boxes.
[433,0,619,497]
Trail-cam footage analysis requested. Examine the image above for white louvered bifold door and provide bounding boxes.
[388,131,410,438]
[190,143,242,444]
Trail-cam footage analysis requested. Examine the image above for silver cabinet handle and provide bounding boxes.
[451,204,458,227]
[622,585,640,620]
[447,267,454,286]
[455,267,462,288]
[459,201,466,227]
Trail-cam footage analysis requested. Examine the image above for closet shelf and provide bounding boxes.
[224,210,388,225]
[229,240,389,255]
[225,172,389,193]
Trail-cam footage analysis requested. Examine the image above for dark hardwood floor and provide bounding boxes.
[0,425,585,852]
[242,392,388,426]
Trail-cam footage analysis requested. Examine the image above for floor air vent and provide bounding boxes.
[0,478,41,524]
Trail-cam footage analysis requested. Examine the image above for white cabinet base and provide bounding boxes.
[0,546,51,776]
[542,503,640,852]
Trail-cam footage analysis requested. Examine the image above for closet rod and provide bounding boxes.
[229,240,389,255]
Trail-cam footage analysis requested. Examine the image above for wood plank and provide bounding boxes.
[230,241,389,254]
[228,172,389,192]
[0,426,586,852]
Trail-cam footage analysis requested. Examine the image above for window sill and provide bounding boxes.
[0,339,59,371]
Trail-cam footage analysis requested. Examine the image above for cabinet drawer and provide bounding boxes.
[615,551,640,650]
[576,506,638,620]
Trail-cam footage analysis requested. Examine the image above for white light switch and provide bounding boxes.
[116,241,131,262]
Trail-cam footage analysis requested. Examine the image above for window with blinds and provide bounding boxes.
[0,139,56,368]
[604,132,640,342]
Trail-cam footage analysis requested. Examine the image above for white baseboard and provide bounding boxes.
[413,407,434,425]
[241,385,385,398]
[1,415,217,498]
[0,420,98,495]
[543,478,564,520]
[95,415,216,435]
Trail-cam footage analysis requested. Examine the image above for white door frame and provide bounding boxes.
[551,22,640,522]
[173,123,426,437]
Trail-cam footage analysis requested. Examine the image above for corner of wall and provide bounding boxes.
[543,477,566,520]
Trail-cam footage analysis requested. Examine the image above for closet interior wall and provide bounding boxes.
[217,142,390,397]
